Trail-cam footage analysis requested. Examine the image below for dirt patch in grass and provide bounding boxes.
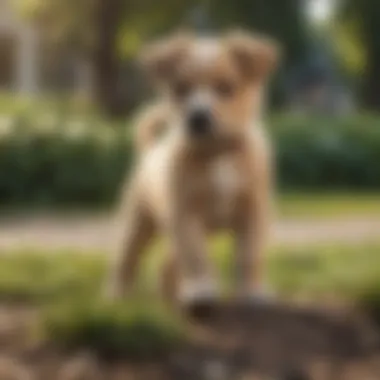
[0,300,380,380]
[0,247,380,378]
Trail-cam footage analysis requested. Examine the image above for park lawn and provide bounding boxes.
[1,241,380,356]
[1,241,380,304]
[278,192,380,219]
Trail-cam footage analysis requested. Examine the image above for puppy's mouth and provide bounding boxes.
[184,126,244,158]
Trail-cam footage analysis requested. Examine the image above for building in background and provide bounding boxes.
[0,0,39,94]
[0,0,92,96]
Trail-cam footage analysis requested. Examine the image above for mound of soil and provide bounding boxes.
[1,301,380,379]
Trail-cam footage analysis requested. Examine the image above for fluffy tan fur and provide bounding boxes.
[106,30,280,305]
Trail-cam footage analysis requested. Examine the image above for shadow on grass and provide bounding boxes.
[42,299,186,360]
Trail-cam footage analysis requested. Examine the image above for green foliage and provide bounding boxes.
[0,112,380,209]
[210,0,309,64]
[336,0,380,109]
[0,250,185,358]
[19,0,200,55]
[273,114,380,190]
[0,113,132,208]
[43,300,185,358]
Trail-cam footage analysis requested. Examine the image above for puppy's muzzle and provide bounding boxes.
[187,108,213,137]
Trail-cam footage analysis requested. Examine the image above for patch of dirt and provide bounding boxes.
[0,301,380,379]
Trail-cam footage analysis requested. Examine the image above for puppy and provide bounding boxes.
[133,101,171,154]
[106,30,280,305]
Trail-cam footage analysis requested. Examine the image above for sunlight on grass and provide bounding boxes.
[3,242,380,354]
[212,237,380,302]
[278,192,380,218]
[2,241,380,305]
[0,250,106,302]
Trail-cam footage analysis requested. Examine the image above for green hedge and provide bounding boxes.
[0,113,379,208]
[43,300,185,358]
[274,115,380,190]
[0,115,132,207]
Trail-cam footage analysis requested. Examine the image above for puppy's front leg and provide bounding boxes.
[166,148,218,305]
[168,214,217,304]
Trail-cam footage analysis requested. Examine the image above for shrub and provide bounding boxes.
[42,300,185,359]
[0,115,132,208]
[0,112,380,208]
[273,114,380,190]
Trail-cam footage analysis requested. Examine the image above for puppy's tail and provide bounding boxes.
[133,102,170,154]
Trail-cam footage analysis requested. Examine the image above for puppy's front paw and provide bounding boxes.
[179,279,219,318]
[180,279,219,303]
[237,285,276,306]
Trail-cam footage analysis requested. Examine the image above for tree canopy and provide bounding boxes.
[336,0,380,110]
[16,0,313,114]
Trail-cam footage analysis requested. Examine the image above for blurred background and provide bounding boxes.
[0,0,377,250]
[0,0,378,249]
[0,0,380,246]
[0,2,379,378]
[0,0,378,246]
[0,0,364,115]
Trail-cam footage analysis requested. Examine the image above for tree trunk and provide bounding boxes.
[362,56,380,110]
[360,0,380,111]
[93,0,125,117]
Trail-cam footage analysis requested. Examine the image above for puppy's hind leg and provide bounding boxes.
[105,184,155,300]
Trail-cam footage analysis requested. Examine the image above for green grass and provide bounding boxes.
[278,192,380,218]
[0,250,106,303]
[3,242,380,355]
[269,244,380,300]
[2,241,380,304]
[42,299,185,358]
[0,249,185,358]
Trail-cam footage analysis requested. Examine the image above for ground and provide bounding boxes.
[1,193,379,251]
[0,301,380,379]
[0,244,378,378]
[0,194,379,379]
[0,213,379,251]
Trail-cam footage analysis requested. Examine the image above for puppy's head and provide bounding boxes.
[140,30,280,142]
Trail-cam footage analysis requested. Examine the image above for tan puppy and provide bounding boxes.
[133,101,171,154]
[106,30,280,305]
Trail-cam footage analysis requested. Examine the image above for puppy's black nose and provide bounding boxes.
[187,109,212,137]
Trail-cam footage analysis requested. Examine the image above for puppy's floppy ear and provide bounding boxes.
[139,33,192,82]
[225,31,281,81]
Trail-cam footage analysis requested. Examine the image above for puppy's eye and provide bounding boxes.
[172,81,191,99]
[215,81,235,98]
